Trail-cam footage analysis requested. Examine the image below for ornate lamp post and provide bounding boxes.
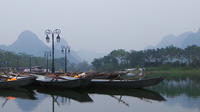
[45,29,61,73]
[61,46,70,73]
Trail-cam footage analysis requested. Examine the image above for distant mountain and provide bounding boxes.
[145,29,200,49]
[0,45,8,51]
[0,30,81,63]
[181,30,200,48]
[9,30,49,56]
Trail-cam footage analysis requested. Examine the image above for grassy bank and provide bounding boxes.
[144,67,200,79]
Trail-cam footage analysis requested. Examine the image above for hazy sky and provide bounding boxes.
[0,0,200,53]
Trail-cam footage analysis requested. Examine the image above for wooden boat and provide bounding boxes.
[72,71,128,80]
[35,75,91,88]
[0,75,36,88]
[90,77,164,89]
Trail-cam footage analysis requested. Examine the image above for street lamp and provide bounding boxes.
[44,51,51,73]
[61,45,70,73]
[45,29,61,73]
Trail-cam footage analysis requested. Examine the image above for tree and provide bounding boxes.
[92,46,200,71]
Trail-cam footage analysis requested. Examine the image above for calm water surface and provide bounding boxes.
[0,78,199,112]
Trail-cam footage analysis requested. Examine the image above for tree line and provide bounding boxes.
[92,45,200,72]
[0,50,45,69]
[0,49,91,72]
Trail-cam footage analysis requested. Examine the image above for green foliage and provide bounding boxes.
[145,67,200,80]
[92,45,200,72]
[0,49,92,72]
[92,49,129,72]
[0,49,45,69]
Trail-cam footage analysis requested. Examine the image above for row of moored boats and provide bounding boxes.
[0,72,164,89]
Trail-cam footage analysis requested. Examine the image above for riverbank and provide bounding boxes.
[144,67,200,79]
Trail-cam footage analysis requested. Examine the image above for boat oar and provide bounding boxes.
[141,98,152,103]
[55,76,70,80]
[1,99,8,108]
[50,76,70,82]
[109,75,121,82]
[3,72,10,78]
[110,95,129,107]
[1,96,15,108]
[52,95,60,106]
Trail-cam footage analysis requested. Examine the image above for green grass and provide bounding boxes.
[144,67,200,79]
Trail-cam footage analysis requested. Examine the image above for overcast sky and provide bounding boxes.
[0,0,200,53]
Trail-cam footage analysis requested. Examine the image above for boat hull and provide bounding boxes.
[36,78,91,88]
[0,76,36,88]
[91,77,164,89]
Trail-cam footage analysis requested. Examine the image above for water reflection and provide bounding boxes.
[37,87,166,102]
[36,87,166,111]
[0,88,38,112]
[0,78,199,112]
[36,87,166,112]
[0,88,36,100]
[37,88,93,103]
[15,93,46,112]
[150,78,200,111]
[86,87,165,102]
[150,78,200,97]
[0,87,166,111]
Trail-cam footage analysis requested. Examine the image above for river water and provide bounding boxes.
[0,78,199,112]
